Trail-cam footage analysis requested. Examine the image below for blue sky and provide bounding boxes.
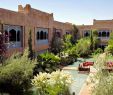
[0,0,113,25]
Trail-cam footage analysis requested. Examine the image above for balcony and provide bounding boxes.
[6,42,21,49]
[98,37,109,40]
[36,40,49,45]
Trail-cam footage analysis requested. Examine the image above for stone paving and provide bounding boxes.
[79,66,97,95]
[63,65,97,95]
[62,67,78,70]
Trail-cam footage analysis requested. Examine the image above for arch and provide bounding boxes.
[84,32,89,37]
[44,32,47,39]
[37,31,40,40]
[5,30,8,42]
[102,31,106,37]
[56,32,61,37]
[40,31,43,40]
[46,32,48,39]
[107,32,110,37]
[98,32,101,37]
[17,30,20,41]
[9,29,16,41]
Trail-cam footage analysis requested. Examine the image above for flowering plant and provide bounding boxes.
[31,70,73,95]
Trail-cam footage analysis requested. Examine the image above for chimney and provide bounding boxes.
[18,5,24,12]
[24,4,31,13]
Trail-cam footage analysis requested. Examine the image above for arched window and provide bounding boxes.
[44,32,47,39]
[107,32,110,37]
[84,32,89,37]
[37,31,40,40]
[102,31,106,37]
[98,32,101,37]
[9,29,16,41]
[56,32,61,37]
[5,30,8,42]
[46,32,48,39]
[40,31,43,40]
[17,30,20,41]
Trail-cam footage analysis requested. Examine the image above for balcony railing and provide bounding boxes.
[6,42,21,49]
[36,40,49,45]
[98,37,109,40]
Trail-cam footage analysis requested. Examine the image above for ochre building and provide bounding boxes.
[77,19,113,49]
[0,4,113,56]
[0,4,73,56]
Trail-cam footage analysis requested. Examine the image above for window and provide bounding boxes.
[36,28,48,40]
[37,31,40,40]
[9,29,16,41]
[98,45,106,50]
[17,30,20,41]
[5,30,8,43]
[66,30,71,35]
[98,32,101,37]
[56,32,61,37]
[4,25,22,48]
[102,31,106,37]
[44,32,47,39]
[84,32,90,37]
[98,30,110,37]
[107,32,110,37]
[40,31,43,40]
[46,32,48,39]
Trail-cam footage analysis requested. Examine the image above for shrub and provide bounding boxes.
[33,52,61,74]
[105,32,113,55]
[92,48,103,55]
[50,32,64,55]
[105,45,113,55]
[60,56,72,66]
[31,70,72,95]
[0,49,35,95]
[75,38,91,57]
[60,45,78,66]
[90,53,113,95]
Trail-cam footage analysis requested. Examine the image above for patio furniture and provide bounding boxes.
[83,62,94,66]
[78,64,90,72]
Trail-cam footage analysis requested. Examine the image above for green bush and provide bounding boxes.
[75,38,91,57]
[33,52,61,74]
[60,56,71,66]
[105,45,113,55]
[92,48,103,55]
[60,45,78,66]
[0,49,35,95]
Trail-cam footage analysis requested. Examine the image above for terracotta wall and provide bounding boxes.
[0,4,73,56]
[77,19,113,46]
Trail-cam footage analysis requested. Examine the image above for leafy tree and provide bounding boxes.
[50,32,63,55]
[108,32,113,46]
[90,30,99,52]
[105,45,113,55]
[75,38,91,57]
[71,24,78,44]
[63,34,73,51]
[28,30,34,60]
[105,32,113,54]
